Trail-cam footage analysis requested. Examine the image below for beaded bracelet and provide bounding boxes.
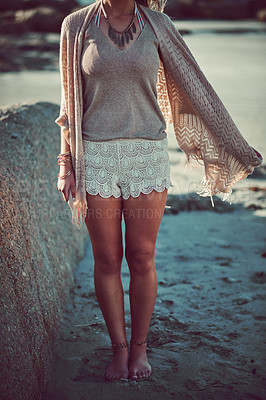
[57,158,72,166]
[130,340,147,346]
[111,341,128,352]
[57,151,71,163]
[58,169,73,180]
[57,151,70,157]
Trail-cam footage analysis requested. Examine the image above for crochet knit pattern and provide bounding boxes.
[55,2,263,228]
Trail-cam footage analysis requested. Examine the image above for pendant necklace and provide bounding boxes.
[94,0,145,48]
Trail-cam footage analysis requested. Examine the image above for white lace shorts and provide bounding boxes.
[83,137,172,199]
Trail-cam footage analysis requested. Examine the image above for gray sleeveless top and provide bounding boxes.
[81,19,167,141]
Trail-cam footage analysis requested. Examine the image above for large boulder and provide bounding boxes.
[0,102,88,400]
[0,32,59,72]
[0,7,67,34]
[15,7,66,33]
[0,0,80,34]
[256,8,266,21]
[0,0,79,13]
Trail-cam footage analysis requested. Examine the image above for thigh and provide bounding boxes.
[85,193,124,261]
[123,189,167,253]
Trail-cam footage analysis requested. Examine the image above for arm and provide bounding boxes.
[56,17,76,203]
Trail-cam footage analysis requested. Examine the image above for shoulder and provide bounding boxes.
[61,2,97,34]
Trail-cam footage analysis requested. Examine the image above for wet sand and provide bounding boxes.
[42,210,266,400]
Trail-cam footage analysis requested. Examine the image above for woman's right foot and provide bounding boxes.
[105,347,129,381]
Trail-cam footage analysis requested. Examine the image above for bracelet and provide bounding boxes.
[58,169,73,180]
[57,151,70,158]
[111,341,128,352]
[57,156,71,162]
[57,151,71,164]
[57,158,72,165]
[130,340,147,346]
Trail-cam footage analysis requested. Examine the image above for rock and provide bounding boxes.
[0,11,25,35]
[0,0,79,13]
[0,102,88,400]
[15,7,65,33]
[256,8,266,21]
[0,0,81,34]
[164,0,255,20]
[164,0,186,19]
[165,193,236,214]
[0,32,60,72]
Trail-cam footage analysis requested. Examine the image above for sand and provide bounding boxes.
[42,209,266,400]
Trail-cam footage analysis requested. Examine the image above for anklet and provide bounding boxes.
[130,340,147,346]
[111,341,128,352]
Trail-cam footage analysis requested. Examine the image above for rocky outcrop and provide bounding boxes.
[165,193,236,214]
[257,8,266,21]
[0,0,79,13]
[0,102,88,400]
[14,7,65,33]
[164,0,266,20]
[0,0,80,34]
[0,32,60,72]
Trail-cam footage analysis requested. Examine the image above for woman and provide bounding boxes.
[56,0,262,382]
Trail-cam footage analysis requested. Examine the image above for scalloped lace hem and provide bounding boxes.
[85,179,173,200]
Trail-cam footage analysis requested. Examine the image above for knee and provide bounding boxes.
[125,247,155,275]
[94,251,123,275]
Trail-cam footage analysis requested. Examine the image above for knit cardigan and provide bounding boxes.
[55,1,263,228]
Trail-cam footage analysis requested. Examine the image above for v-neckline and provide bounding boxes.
[92,18,148,53]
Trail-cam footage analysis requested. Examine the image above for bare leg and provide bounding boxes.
[123,189,167,379]
[85,193,129,381]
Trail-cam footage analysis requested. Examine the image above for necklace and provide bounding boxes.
[95,0,145,48]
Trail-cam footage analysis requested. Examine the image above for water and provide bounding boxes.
[77,0,95,5]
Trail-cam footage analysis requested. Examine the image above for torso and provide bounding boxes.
[81,5,167,142]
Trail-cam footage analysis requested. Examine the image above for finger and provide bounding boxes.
[64,187,70,203]
[59,187,67,202]
[71,188,76,200]
[61,191,66,202]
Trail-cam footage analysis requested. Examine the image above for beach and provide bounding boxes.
[1,20,266,399]
[42,210,266,400]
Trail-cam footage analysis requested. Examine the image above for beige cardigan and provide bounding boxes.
[55,1,263,228]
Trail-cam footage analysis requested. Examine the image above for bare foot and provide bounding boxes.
[129,343,152,380]
[105,348,129,382]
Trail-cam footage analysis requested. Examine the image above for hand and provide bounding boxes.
[57,171,76,202]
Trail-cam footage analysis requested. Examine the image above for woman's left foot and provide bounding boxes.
[129,342,152,380]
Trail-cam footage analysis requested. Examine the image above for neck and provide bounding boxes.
[102,0,136,17]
